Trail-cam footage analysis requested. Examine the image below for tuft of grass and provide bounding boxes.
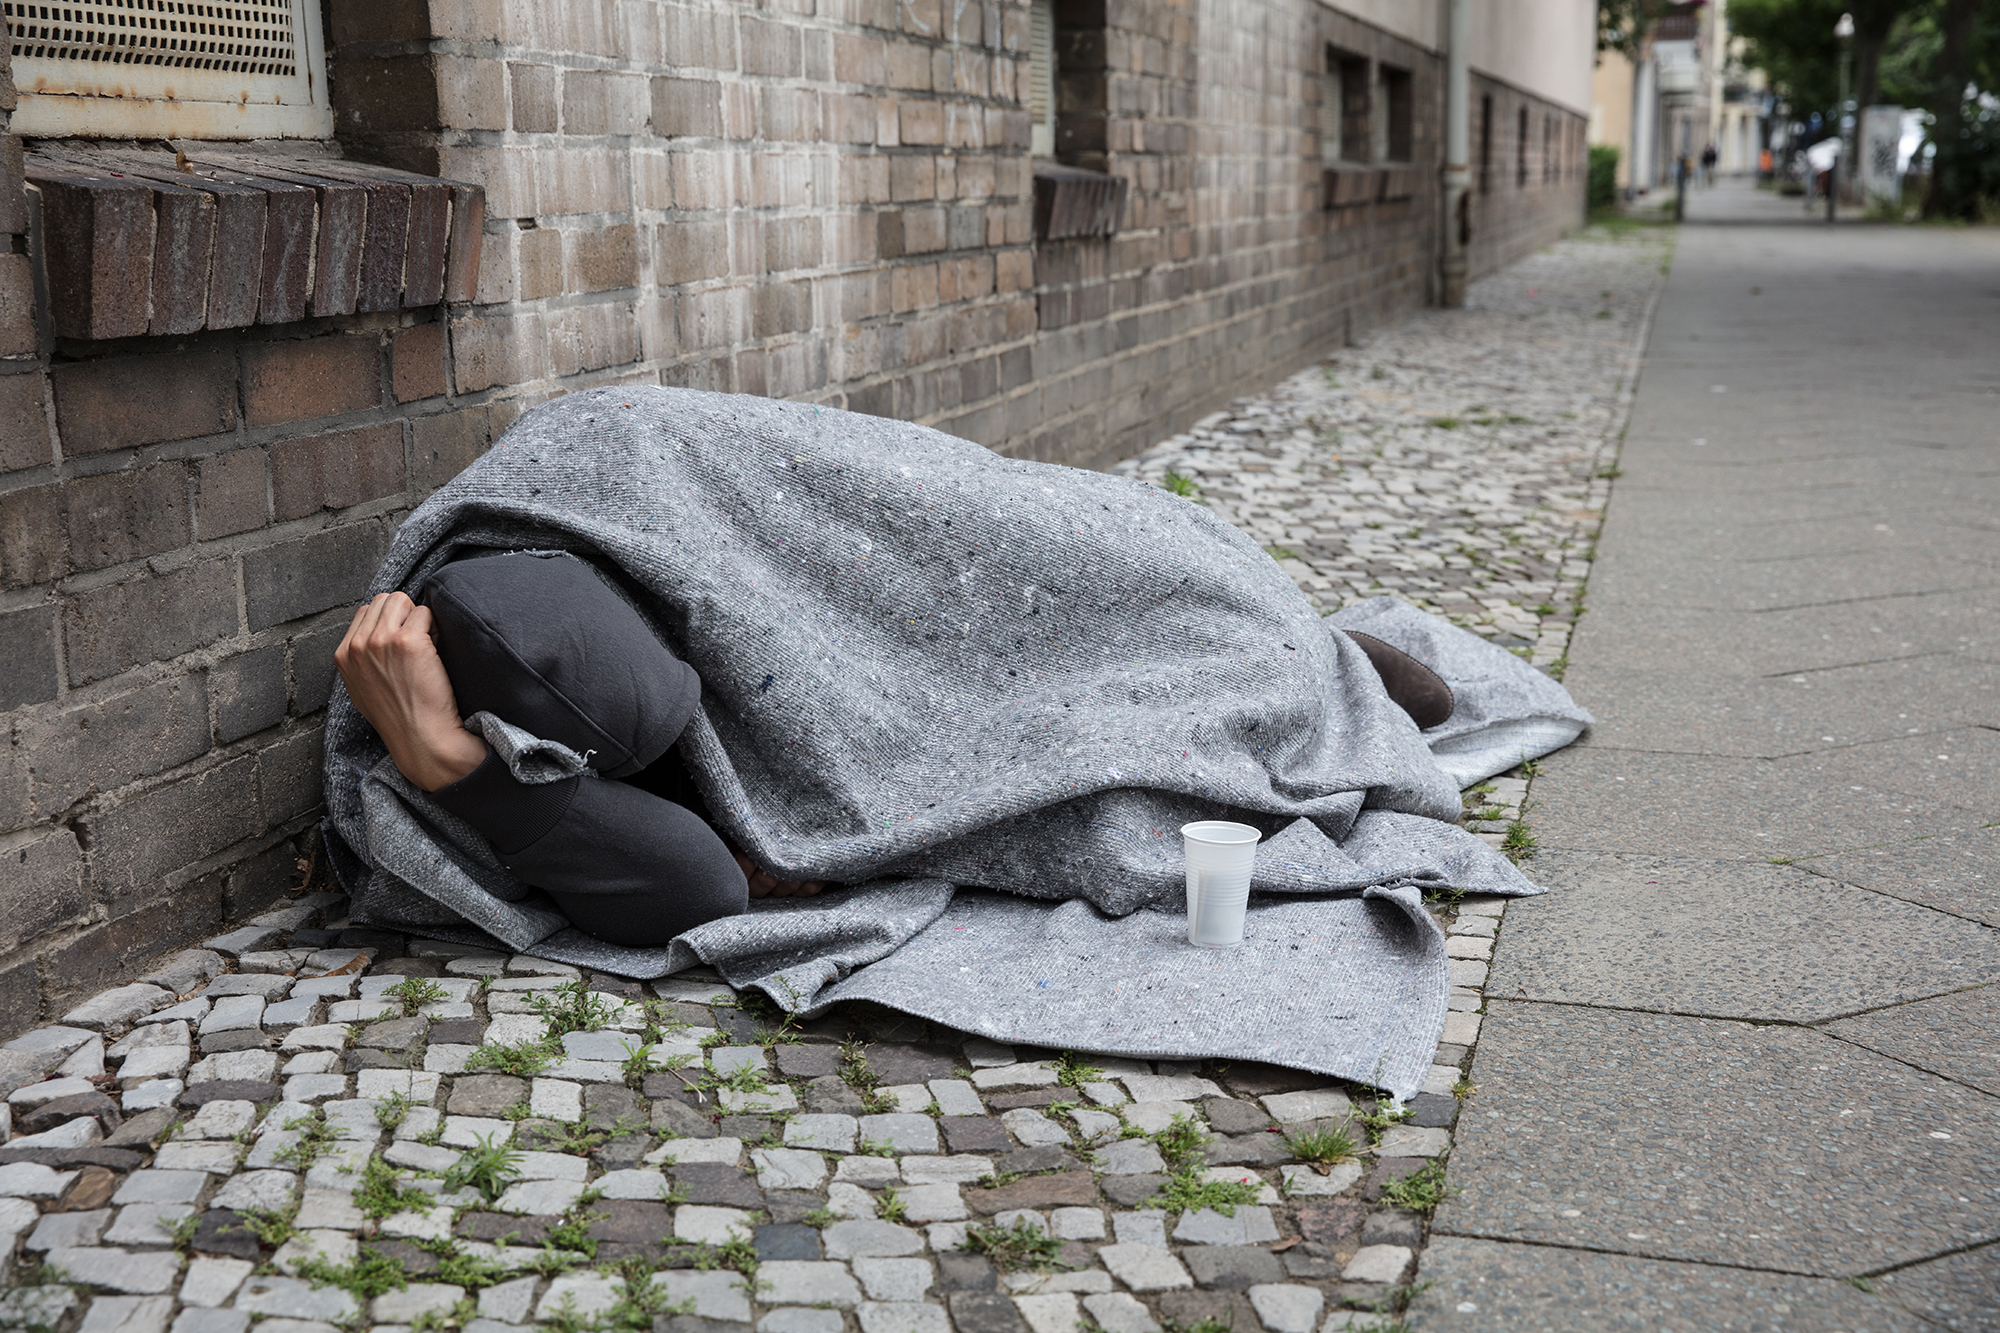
[801,1207,838,1228]
[962,1217,1064,1272]
[465,1037,560,1078]
[294,1248,410,1300]
[1151,1113,1210,1170]
[415,1239,517,1290]
[1452,1077,1477,1100]
[529,981,620,1036]
[1427,417,1461,430]
[856,1136,896,1158]
[354,1154,428,1222]
[231,1202,299,1250]
[1501,819,1538,862]
[1263,545,1302,562]
[374,1092,416,1132]
[1356,1101,1413,1148]
[410,1298,479,1333]
[1052,1051,1105,1089]
[1285,1123,1358,1168]
[1160,470,1200,498]
[1149,1173,1260,1217]
[441,1134,522,1203]
[383,976,449,1016]
[272,1110,337,1171]
[1378,1159,1459,1213]
[877,1186,909,1224]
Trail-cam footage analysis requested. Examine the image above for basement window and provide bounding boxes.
[1324,48,1370,163]
[1030,0,1055,158]
[1378,64,1412,163]
[4,0,333,139]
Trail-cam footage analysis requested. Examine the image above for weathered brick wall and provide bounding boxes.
[1467,75,1589,278]
[0,0,1585,1033]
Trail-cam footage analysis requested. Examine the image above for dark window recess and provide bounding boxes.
[1479,94,1493,195]
[1034,162,1126,240]
[27,145,483,341]
[1338,53,1371,162]
[1380,65,1413,163]
[1517,105,1529,187]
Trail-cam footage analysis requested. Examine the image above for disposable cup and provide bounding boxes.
[1181,820,1262,948]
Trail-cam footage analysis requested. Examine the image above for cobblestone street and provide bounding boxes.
[0,228,1669,1333]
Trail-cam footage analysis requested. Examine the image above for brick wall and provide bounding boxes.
[0,0,1586,1035]
[1467,74,1590,277]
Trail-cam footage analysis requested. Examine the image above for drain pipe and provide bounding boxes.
[1439,0,1471,306]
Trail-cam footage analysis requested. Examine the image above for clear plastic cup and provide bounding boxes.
[1181,820,1262,948]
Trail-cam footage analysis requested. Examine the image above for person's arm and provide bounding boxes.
[334,592,489,791]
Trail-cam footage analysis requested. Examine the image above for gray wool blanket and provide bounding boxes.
[322,387,1591,1098]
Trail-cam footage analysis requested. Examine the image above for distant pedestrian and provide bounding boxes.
[1701,143,1718,186]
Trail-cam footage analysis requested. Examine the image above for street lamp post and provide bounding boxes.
[1831,11,1854,221]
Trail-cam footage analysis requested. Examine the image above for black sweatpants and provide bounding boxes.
[422,551,748,947]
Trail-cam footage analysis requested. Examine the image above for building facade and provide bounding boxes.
[0,0,1590,1027]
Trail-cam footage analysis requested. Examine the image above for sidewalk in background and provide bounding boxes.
[1410,178,2000,1331]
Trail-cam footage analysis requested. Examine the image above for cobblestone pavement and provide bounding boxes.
[0,227,1667,1333]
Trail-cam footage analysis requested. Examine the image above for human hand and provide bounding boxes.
[334,592,490,792]
[731,850,825,899]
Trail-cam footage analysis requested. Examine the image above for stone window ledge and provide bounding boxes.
[1323,165,1418,209]
[25,146,484,342]
[1033,162,1128,241]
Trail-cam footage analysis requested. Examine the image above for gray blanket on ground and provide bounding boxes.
[322,387,1590,1098]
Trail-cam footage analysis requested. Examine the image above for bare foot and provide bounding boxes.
[732,850,825,899]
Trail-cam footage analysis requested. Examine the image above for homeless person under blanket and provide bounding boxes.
[319,386,1589,1098]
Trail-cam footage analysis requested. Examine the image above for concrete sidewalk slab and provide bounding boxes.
[1821,985,2000,1096]
[1489,852,2000,1020]
[1558,593,2000,679]
[1529,746,1981,861]
[1561,658,1997,757]
[1434,1002,2000,1277]
[1406,1235,1929,1331]
[1795,827,2000,926]
[1872,1243,2000,1330]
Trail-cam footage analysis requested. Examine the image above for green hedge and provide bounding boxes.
[1588,145,1621,211]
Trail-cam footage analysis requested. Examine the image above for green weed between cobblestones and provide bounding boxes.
[295,1248,409,1300]
[354,1154,429,1221]
[963,1217,1064,1272]
[1356,1101,1413,1148]
[1052,1050,1105,1088]
[466,1037,561,1077]
[1378,1159,1459,1213]
[1160,470,1199,498]
[541,1188,607,1261]
[877,1185,909,1223]
[272,1110,336,1171]
[231,1201,299,1250]
[1452,1076,1477,1100]
[414,1239,517,1289]
[1160,1318,1235,1333]
[1501,819,1538,862]
[1285,1123,1358,1167]
[441,1134,522,1202]
[374,1092,417,1131]
[409,1297,478,1333]
[530,981,620,1035]
[166,1212,201,1248]
[532,1114,647,1157]
[1263,545,1302,562]
[801,1207,838,1227]
[1144,1113,1259,1217]
[384,976,449,1015]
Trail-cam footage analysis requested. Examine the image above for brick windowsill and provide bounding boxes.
[1032,162,1128,242]
[26,147,484,342]
[1323,165,1419,209]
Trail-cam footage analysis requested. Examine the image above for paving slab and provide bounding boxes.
[1821,984,2000,1097]
[1796,825,2000,927]
[1490,852,2000,1022]
[1406,1235,1929,1331]
[1871,1242,2000,1332]
[1528,746,1979,862]
[1563,656,2000,757]
[1434,1001,1999,1276]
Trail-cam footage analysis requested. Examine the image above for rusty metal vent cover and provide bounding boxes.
[6,0,332,140]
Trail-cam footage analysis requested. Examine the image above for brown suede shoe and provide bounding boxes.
[1343,630,1456,730]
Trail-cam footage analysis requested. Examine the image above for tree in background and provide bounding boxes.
[1731,0,1997,217]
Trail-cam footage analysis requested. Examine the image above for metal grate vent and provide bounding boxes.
[6,0,330,139]
[5,0,299,76]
